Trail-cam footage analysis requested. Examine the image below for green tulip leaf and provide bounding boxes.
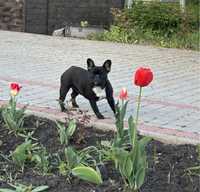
[64,147,80,168]
[135,167,146,189]
[72,166,103,185]
[56,121,67,145]
[123,155,133,178]
[121,101,128,120]
[32,185,49,192]
[0,189,16,192]
[139,137,152,153]
[67,120,76,137]
[12,140,32,167]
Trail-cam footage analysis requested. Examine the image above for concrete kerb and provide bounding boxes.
[89,118,200,145]
[0,101,199,145]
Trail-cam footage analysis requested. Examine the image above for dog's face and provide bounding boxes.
[87,58,112,89]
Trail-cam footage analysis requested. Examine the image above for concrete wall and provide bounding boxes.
[0,0,24,32]
[25,0,125,35]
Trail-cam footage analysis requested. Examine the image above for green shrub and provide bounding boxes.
[186,0,199,6]
[113,1,198,37]
[89,1,199,50]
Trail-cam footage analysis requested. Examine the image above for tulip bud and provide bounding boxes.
[119,88,128,100]
[10,83,21,96]
[134,67,153,87]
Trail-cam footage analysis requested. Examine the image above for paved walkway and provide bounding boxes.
[0,31,199,143]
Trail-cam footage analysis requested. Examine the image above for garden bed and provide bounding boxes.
[0,115,199,192]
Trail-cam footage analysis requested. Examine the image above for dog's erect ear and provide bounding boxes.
[87,58,95,71]
[103,60,112,73]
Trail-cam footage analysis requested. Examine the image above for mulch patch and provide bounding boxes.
[0,115,199,192]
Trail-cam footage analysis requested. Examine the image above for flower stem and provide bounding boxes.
[122,99,124,107]
[135,87,142,128]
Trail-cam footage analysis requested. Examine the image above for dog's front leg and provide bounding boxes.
[105,81,116,114]
[107,96,115,114]
[89,100,104,119]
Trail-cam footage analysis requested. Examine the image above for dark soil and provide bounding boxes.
[0,115,199,192]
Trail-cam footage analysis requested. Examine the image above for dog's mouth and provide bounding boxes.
[92,86,106,98]
[93,82,105,89]
[94,81,101,86]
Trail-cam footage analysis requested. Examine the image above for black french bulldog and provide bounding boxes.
[59,58,115,119]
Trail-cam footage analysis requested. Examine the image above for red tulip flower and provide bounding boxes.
[119,88,128,100]
[134,67,153,87]
[10,83,22,96]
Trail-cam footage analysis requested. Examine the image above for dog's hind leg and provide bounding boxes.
[59,85,70,112]
[71,89,79,108]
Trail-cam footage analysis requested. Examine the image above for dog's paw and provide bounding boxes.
[97,114,105,119]
[72,103,79,108]
[61,108,67,112]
